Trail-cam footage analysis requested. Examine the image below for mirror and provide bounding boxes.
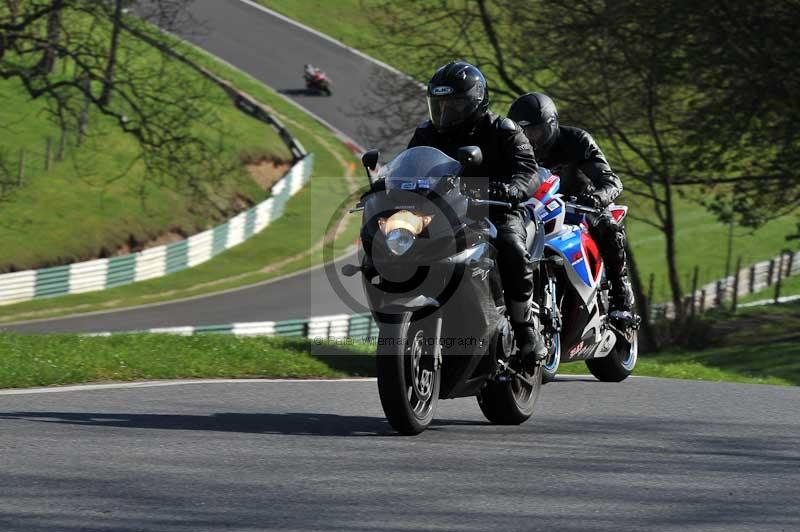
[361,149,380,171]
[456,146,482,167]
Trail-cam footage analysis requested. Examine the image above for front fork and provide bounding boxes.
[539,261,562,341]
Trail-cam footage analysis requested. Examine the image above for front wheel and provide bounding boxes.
[585,329,638,382]
[376,312,441,435]
[477,362,542,425]
[541,332,561,383]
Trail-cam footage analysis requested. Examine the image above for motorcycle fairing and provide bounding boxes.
[533,172,560,203]
[544,225,599,303]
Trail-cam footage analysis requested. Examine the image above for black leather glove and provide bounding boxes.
[487,182,526,205]
[576,192,602,210]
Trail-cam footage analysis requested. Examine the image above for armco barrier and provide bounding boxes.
[87,312,380,341]
[0,155,313,306]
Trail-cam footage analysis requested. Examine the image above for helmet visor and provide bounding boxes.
[522,122,555,152]
[427,95,479,130]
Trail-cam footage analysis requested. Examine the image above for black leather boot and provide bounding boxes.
[509,300,547,368]
[608,274,639,329]
[609,273,634,314]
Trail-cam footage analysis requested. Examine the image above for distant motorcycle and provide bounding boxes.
[304,70,332,95]
[525,170,640,383]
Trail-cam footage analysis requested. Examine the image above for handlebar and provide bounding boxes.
[470,198,514,210]
[565,201,601,215]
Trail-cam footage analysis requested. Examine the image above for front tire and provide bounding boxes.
[376,312,441,435]
[477,362,542,425]
[585,329,638,382]
[541,332,561,383]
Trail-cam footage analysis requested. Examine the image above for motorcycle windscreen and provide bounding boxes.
[378,146,461,192]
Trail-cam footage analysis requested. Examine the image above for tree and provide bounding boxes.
[369,0,800,321]
[679,0,800,228]
[0,0,235,202]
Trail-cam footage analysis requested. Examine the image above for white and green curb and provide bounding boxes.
[86,312,378,341]
[0,155,313,306]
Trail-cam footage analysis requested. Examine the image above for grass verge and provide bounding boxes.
[2,302,796,389]
[0,334,373,389]
[566,301,800,386]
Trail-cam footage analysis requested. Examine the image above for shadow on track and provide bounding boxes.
[278,88,329,97]
[0,411,484,437]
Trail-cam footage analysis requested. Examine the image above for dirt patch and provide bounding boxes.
[108,228,190,257]
[243,156,292,190]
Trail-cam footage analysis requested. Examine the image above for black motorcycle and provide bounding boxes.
[345,146,557,435]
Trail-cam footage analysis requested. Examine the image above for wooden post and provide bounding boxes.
[767,259,775,286]
[774,254,785,304]
[700,289,706,313]
[77,78,90,146]
[689,266,699,318]
[715,280,723,307]
[731,256,742,312]
[748,264,756,294]
[57,128,66,161]
[17,148,25,185]
[45,137,53,170]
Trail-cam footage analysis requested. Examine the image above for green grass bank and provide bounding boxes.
[1,302,796,389]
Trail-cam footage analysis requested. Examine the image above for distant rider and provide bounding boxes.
[508,92,636,323]
[407,61,547,364]
[303,63,319,80]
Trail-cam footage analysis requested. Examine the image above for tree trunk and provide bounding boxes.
[100,0,124,106]
[662,182,684,321]
[626,243,657,352]
[39,1,63,74]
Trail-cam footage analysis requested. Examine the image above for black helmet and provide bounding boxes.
[508,92,559,154]
[426,61,490,132]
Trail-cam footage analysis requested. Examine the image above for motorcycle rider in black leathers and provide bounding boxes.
[508,92,636,322]
[408,62,547,363]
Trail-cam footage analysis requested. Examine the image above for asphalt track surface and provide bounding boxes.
[1,377,798,531]
[5,0,419,333]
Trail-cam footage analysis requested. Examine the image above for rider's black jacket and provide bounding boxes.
[407,111,541,198]
[538,126,622,207]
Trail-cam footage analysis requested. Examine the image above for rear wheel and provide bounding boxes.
[585,329,638,382]
[376,312,441,435]
[477,361,542,425]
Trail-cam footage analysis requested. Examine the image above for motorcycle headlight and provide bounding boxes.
[386,228,415,256]
[377,210,432,256]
